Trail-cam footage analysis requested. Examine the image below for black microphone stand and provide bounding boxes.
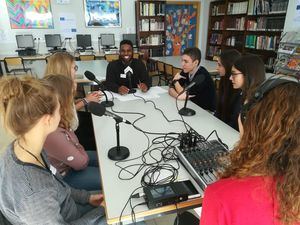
[127,72,136,94]
[178,89,196,116]
[100,89,114,107]
[107,118,130,161]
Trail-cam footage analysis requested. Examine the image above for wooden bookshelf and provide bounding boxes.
[135,0,166,57]
[206,0,289,71]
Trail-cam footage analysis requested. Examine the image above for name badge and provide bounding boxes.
[120,73,126,79]
[49,165,57,175]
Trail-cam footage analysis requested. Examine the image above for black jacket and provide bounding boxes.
[178,66,216,112]
[105,58,151,93]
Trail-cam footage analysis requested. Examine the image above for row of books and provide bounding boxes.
[227,1,248,15]
[248,0,288,15]
[245,35,279,50]
[246,17,285,31]
[140,34,164,46]
[226,17,245,30]
[139,19,164,31]
[225,36,244,47]
[139,2,165,16]
[212,20,224,30]
[211,4,226,16]
[210,33,222,45]
[207,46,221,57]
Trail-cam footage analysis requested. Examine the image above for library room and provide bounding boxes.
[0,0,299,225]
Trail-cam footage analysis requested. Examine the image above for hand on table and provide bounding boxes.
[118,85,129,95]
[137,82,148,92]
[86,91,102,103]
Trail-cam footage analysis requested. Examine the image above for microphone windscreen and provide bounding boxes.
[88,102,106,116]
[84,71,96,81]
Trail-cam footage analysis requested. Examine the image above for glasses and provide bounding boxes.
[74,65,78,72]
[231,72,243,76]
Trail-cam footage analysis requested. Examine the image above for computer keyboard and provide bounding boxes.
[175,129,229,191]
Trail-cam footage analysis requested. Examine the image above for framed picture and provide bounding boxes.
[165,2,200,56]
[84,0,121,27]
[6,0,54,29]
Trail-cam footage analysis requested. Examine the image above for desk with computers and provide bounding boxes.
[13,33,138,57]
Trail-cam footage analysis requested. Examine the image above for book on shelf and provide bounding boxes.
[150,19,164,31]
[226,17,245,30]
[212,4,226,16]
[140,19,150,31]
[248,0,288,15]
[245,35,279,50]
[227,1,248,15]
[212,20,224,30]
[139,2,165,16]
[140,34,163,46]
[246,17,285,31]
[210,33,222,45]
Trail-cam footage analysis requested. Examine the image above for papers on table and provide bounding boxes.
[102,86,168,102]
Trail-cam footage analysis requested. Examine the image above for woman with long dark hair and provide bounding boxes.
[215,49,241,130]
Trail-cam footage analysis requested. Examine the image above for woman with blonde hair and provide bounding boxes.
[43,74,101,191]
[0,76,105,224]
[200,79,300,225]
[45,52,99,150]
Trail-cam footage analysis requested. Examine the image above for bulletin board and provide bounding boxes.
[165,2,200,56]
[5,0,54,29]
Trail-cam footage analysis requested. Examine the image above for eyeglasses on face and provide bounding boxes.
[231,72,243,76]
[74,65,78,72]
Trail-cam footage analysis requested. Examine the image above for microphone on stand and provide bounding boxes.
[178,75,205,116]
[88,102,130,161]
[124,66,136,94]
[84,71,114,107]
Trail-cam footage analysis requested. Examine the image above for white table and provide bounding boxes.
[151,56,217,74]
[92,90,239,224]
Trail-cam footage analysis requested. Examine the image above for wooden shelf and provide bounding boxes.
[135,0,166,57]
[205,0,288,66]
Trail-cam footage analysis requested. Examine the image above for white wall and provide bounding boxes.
[0,0,211,57]
[284,0,300,32]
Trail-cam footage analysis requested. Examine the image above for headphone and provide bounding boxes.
[240,75,300,123]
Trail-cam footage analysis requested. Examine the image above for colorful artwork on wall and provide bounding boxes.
[6,0,54,29]
[84,0,121,27]
[165,3,199,56]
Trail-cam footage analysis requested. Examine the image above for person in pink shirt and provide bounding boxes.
[43,74,101,191]
[200,79,300,225]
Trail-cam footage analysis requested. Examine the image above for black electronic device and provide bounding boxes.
[16,48,36,56]
[122,33,137,47]
[45,34,62,51]
[16,35,34,49]
[100,33,116,49]
[175,128,229,191]
[76,34,92,50]
[144,180,199,209]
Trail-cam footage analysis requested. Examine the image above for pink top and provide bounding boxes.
[44,127,89,175]
[200,176,292,225]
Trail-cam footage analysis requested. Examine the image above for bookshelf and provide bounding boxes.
[135,0,166,57]
[206,0,289,71]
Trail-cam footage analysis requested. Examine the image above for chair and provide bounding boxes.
[164,63,173,85]
[133,52,140,59]
[4,57,32,75]
[156,61,165,86]
[172,67,182,77]
[104,54,119,62]
[79,55,96,61]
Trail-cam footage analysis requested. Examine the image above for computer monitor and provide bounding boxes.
[122,34,137,47]
[16,35,34,49]
[45,34,62,50]
[76,34,92,50]
[100,34,115,49]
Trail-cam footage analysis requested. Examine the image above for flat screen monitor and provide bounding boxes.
[45,34,62,49]
[100,34,115,48]
[16,35,34,49]
[76,34,92,49]
[122,34,137,47]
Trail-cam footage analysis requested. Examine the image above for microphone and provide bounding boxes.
[84,71,114,107]
[124,66,136,94]
[179,75,205,96]
[88,102,131,124]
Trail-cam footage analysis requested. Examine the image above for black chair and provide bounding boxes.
[174,211,199,225]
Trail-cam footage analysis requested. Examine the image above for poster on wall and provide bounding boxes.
[84,0,121,27]
[165,3,199,56]
[5,0,54,29]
